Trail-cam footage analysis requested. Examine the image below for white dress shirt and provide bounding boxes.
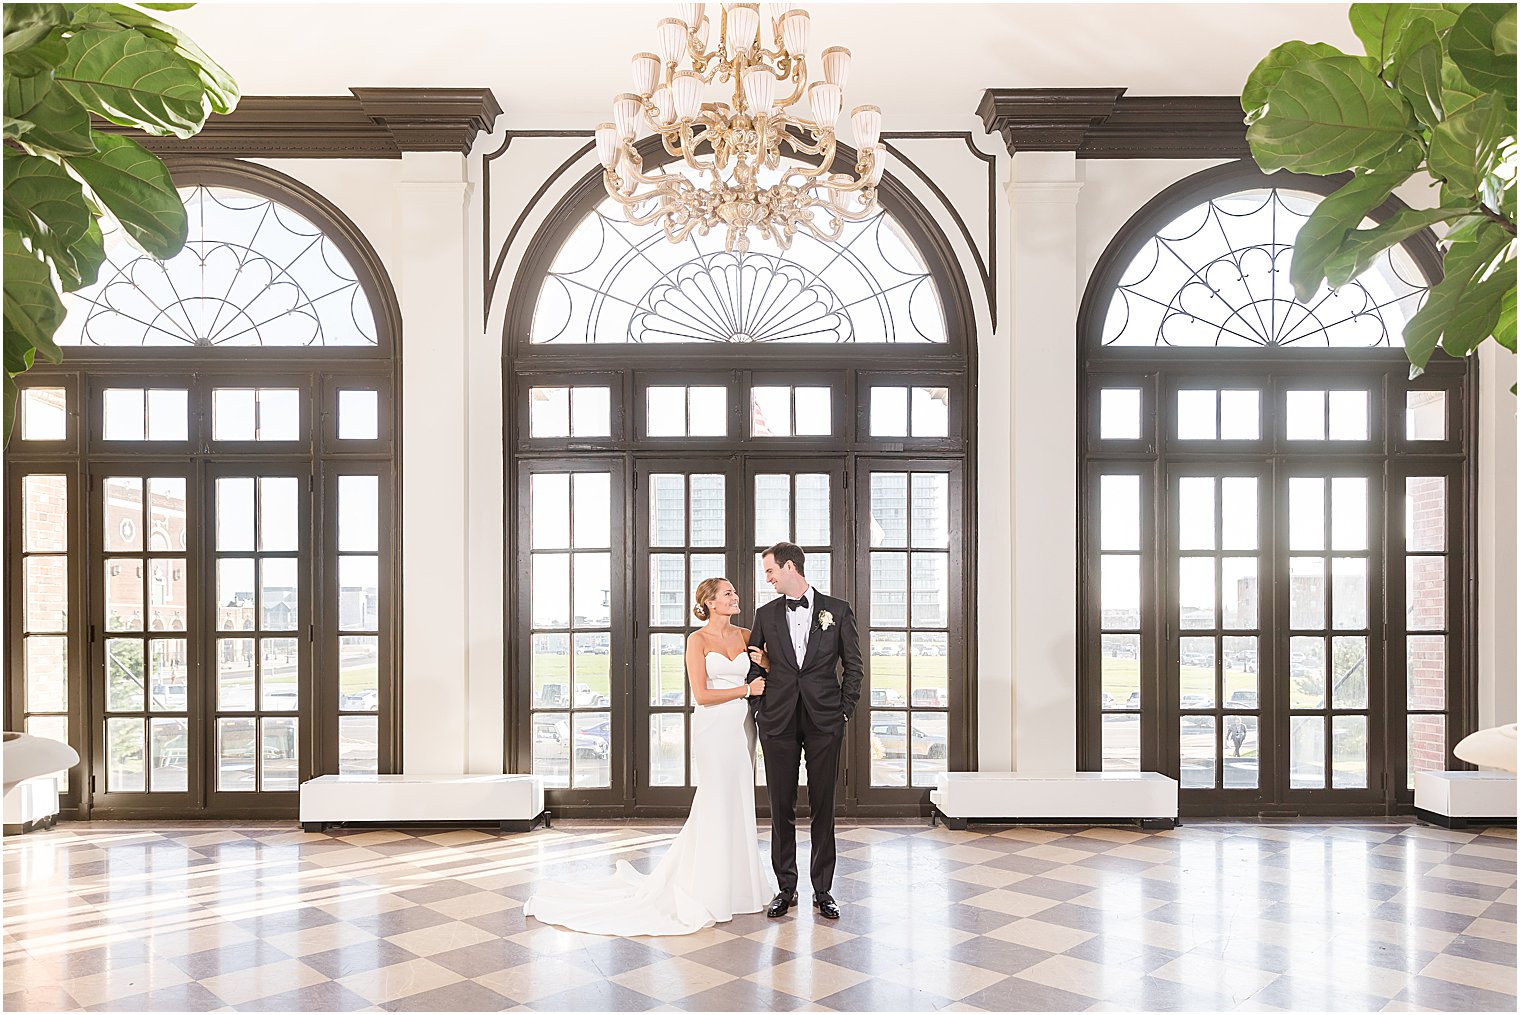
[784,585,815,666]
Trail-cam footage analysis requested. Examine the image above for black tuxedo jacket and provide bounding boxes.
[745,592,864,737]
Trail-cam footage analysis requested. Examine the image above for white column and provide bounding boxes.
[1006,150,1083,773]
[398,151,473,774]
[1476,341,1518,729]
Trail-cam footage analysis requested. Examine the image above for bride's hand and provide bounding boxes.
[748,676,766,696]
[747,646,770,671]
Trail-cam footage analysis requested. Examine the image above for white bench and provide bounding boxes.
[1414,771,1518,829]
[299,773,546,833]
[931,771,1179,830]
[3,776,63,835]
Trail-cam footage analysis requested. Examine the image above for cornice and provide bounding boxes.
[978,88,1250,159]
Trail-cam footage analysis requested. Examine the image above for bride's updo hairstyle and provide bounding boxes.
[693,577,729,621]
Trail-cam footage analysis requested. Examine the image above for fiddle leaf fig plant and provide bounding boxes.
[2,2,238,444]
[1243,3,1516,378]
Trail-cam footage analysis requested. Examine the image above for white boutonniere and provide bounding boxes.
[818,610,834,630]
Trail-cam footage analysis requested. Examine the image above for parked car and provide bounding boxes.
[911,688,948,708]
[870,688,906,707]
[341,688,378,711]
[1101,692,1116,709]
[1180,694,1212,727]
[870,718,946,760]
[1125,691,1141,709]
[149,683,187,711]
[1228,689,1258,709]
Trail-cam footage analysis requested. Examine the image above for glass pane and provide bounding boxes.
[339,715,379,775]
[1100,475,1139,552]
[1406,477,1446,552]
[258,478,299,552]
[107,717,146,792]
[1223,637,1258,709]
[1100,554,1140,629]
[1290,556,1325,629]
[104,477,143,552]
[1220,477,1257,551]
[910,553,948,627]
[1407,714,1446,790]
[216,477,254,552]
[1179,557,1215,629]
[338,475,380,552]
[1220,390,1260,440]
[1102,713,1140,771]
[530,387,570,438]
[260,558,298,630]
[1407,557,1446,631]
[651,634,686,707]
[795,474,830,545]
[571,712,611,788]
[1290,715,1326,789]
[1291,636,1326,709]
[532,474,571,550]
[533,553,571,629]
[911,473,949,549]
[1180,637,1216,708]
[572,552,611,627]
[147,478,185,553]
[21,388,67,440]
[146,389,188,441]
[871,387,908,437]
[1332,557,1368,629]
[260,638,299,711]
[649,474,685,546]
[145,557,187,632]
[1180,716,1216,789]
[149,717,187,792]
[911,712,949,787]
[1178,478,1215,550]
[571,472,612,549]
[1407,635,1446,711]
[25,715,69,794]
[106,638,145,712]
[646,386,686,436]
[754,475,790,546]
[24,474,68,552]
[871,553,908,627]
[1328,390,1369,440]
[1223,715,1258,788]
[102,388,145,441]
[910,632,948,706]
[1221,557,1257,629]
[1099,388,1141,440]
[260,716,299,791]
[649,553,685,626]
[148,639,188,711]
[573,632,610,707]
[1406,390,1446,441]
[218,638,255,710]
[1332,716,1368,788]
[1176,389,1216,439]
[258,389,300,441]
[338,389,380,440]
[689,474,725,547]
[870,711,908,787]
[103,559,141,632]
[809,552,832,596]
[25,636,67,713]
[532,634,569,709]
[216,559,255,632]
[570,386,610,437]
[1330,478,1368,551]
[870,632,908,709]
[751,386,791,437]
[1286,390,1325,440]
[870,473,908,548]
[339,636,379,711]
[689,553,726,623]
[1288,478,1325,551]
[26,556,68,633]
[1331,636,1369,709]
[650,714,685,786]
[533,711,570,789]
[338,556,379,631]
[213,389,256,441]
[911,386,949,438]
[1101,635,1139,710]
[217,717,257,791]
[688,387,727,436]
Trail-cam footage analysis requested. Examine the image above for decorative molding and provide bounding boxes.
[93,88,502,158]
[977,89,1250,159]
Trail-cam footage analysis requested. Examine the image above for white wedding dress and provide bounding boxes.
[523,652,775,936]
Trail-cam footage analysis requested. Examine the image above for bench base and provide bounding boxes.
[301,810,550,835]
[931,771,1180,830]
[931,808,1179,831]
[1413,807,1517,830]
[299,773,546,832]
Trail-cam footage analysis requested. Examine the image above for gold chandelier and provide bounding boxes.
[596,3,885,254]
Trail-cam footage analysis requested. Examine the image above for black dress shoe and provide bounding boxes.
[766,890,797,918]
[813,891,840,920]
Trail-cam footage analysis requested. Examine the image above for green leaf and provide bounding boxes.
[95,4,238,115]
[1350,4,1411,70]
[1403,224,1509,367]
[3,26,66,76]
[54,28,207,138]
[1429,92,1508,196]
[1323,206,1469,286]
[1496,6,1517,57]
[3,115,35,138]
[3,371,18,448]
[2,230,67,367]
[56,215,104,292]
[65,130,186,258]
[137,3,198,10]
[1247,57,1421,175]
[1496,281,1517,352]
[1389,17,1445,128]
[5,69,54,122]
[15,84,96,155]
[3,3,69,54]
[1447,3,1516,102]
[1,152,106,292]
[1242,41,1349,123]
[1289,170,1408,301]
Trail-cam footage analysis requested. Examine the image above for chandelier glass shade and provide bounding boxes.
[596,3,884,254]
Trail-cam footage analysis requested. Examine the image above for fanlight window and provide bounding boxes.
[1102,188,1428,349]
[57,186,377,348]
[532,162,946,345]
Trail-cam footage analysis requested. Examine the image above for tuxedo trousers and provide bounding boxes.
[759,702,843,895]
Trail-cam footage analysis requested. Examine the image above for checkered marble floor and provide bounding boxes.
[2,819,1514,1012]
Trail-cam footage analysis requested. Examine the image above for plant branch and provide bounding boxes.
[1476,201,1517,238]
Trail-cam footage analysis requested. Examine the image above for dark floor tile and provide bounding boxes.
[683,935,798,977]
[1394,975,1518,1012]
[527,980,663,1011]
[299,939,420,980]
[1063,935,1179,973]
[229,980,375,1012]
[574,936,670,977]
[944,935,1050,975]
[462,907,532,938]
[1097,974,1236,1012]
[429,939,539,979]
[1005,876,1094,903]
[1445,933,1520,967]
[381,979,515,1011]
[1250,973,1391,1012]
[961,973,1094,1012]
[393,881,482,906]
[83,981,223,1012]
[16,939,155,979]
[816,978,952,1011]
[5,986,79,1012]
[1480,901,1517,923]
[231,906,341,937]
[1371,901,1484,933]
[166,939,295,980]
[673,980,809,1012]
[346,906,454,937]
[808,937,914,976]
[983,853,1065,877]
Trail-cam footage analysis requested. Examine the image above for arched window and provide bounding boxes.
[1078,161,1472,817]
[5,161,399,819]
[506,148,974,817]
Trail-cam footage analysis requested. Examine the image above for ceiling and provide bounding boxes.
[173,3,1360,127]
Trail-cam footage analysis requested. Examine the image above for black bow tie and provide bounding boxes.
[785,596,810,612]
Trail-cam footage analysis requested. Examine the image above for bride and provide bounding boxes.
[523,577,776,935]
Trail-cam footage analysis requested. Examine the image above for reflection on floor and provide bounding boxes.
[3,819,1515,1012]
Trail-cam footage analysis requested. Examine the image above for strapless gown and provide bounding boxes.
[523,651,775,935]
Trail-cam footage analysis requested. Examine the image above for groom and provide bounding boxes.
[745,541,864,921]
